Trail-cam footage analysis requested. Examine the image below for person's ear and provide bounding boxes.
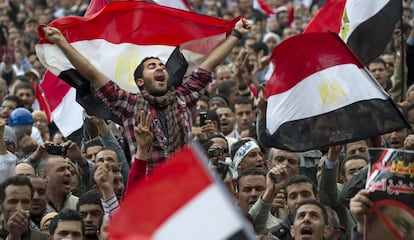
[136,78,144,87]
[40,172,48,183]
[92,184,98,190]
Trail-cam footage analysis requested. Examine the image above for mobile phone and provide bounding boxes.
[199,111,207,126]
[217,161,229,180]
[47,144,67,156]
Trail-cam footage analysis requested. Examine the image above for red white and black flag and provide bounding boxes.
[109,144,256,240]
[36,1,236,136]
[264,32,409,152]
[304,0,402,64]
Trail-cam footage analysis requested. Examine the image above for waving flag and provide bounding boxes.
[37,1,237,135]
[109,144,255,240]
[264,32,409,152]
[253,0,275,15]
[153,0,191,10]
[304,0,402,64]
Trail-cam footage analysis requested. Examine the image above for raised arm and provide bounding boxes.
[42,26,110,89]
[199,18,250,72]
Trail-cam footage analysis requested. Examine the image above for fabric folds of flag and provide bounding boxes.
[264,32,409,152]
[304,0,402,64]
[108,144,255,240]
[36,1,237,130]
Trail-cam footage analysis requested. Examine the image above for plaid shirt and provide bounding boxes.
[96,68,211,172]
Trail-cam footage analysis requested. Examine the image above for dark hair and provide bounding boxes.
[234,96,254,109]
[285,175,318,199]
[197,109,221,130]
[13,81,34,95]
[76,190,103,211]
[2,95,23,108]
[0,175,33,201]
[82,137,103,153]
[368,57,387,68]
[294,199,328,225]
[133,56,160,88]
[340,154,369,176]
[49,208,85,236]
[217,80,236,97]
[236,167,266,192]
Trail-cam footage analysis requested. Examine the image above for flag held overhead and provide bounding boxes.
[264,32,409,152]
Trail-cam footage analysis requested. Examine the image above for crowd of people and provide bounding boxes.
[0,0,413,239]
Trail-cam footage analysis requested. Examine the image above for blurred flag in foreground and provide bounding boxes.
[109,144,256,240]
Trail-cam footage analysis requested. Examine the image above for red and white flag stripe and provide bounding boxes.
[109,144,255,239]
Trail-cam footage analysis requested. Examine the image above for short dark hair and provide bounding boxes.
[294,199,328,225]
[340,154,369,176]
[82,137,103,154]
[2,95,23,108]
[76,190,103,211]
[133,56,160,81]
[13,81,34,95]
[368,57,387,68]
[236,167,266,192]
[49,208,85,236]
[0,175,33,201]
[285,175,318,199]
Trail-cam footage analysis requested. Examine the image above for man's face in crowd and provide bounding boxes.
[50,220,83,240]
[286,182,318,213]
[291,204,327,240]
[42,156,72,195]
[236,174,266,212]
[137,58,169,96]
[2,184,32,227]
[267,148,300,178]
[0,100,17,122]
[95,149,120,169]
[15,88,35,109]
[79,204,103,238]
[29,178,47,217]
[382,128,409,149]
[234,103,254,132]
[345,140,369,158]
[113,171,125,201]
[215,66,232,84]
[368,62,388,89]
[343,158,367,183]
[216,107,236,135]
[237,148,264,172]
[85,145,103,163]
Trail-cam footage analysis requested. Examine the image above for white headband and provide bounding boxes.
[233,141,260,170]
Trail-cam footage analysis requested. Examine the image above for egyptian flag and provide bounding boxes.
[264,32,409,152]
[304,0,402,64]
[109,144,255,240]
[153,0,191,10]
[253,0,275,16]
[36,1,237,135]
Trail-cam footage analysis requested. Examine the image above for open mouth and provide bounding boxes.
[300,226,314,236]
[155,72,165,82]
